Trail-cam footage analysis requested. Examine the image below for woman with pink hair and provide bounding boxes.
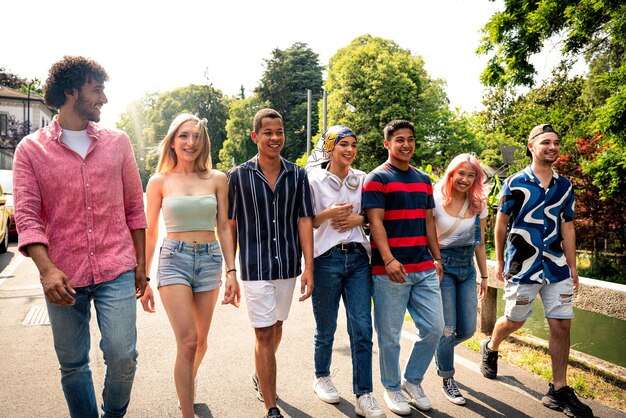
[432,153,489,406]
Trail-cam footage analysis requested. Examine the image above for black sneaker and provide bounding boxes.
[542,383,594,418]
[265,407,284,418]
[442,377,466,405]
[480,339,498,379]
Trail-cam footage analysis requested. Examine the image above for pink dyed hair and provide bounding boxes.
[435,153,488,214]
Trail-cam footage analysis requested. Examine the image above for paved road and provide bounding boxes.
[0,240,623,418]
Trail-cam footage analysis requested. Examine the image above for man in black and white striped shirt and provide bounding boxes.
[228,108,314,418]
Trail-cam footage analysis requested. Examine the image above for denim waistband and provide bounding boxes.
[162,237,220,254]
[441,244,475,265]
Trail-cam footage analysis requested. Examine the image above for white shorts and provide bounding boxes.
[242,278,297,328]
[504,278,574,322]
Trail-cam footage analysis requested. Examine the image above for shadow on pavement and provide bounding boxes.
[277,398,313,418]
[459,380,534,417]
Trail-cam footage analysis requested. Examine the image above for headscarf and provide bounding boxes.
[305,125,357,172]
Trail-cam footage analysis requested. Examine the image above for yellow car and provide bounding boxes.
[0,175,10,253]
[0,169,15,240]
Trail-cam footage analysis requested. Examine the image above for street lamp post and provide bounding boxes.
[26,82,33,134]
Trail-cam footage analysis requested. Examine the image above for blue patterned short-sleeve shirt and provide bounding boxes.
[499,166,574,284]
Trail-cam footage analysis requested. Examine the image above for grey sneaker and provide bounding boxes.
[442,377,466,405]
[313,376,340,404]
[253,373,277,403]
[383,389,411,416]
[401,380,431,411]
[355,393,386,418]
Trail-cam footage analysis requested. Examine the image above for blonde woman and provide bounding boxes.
[140,113,239,417]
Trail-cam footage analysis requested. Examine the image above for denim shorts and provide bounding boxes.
[504,277,574,321]
[157,237,223,293]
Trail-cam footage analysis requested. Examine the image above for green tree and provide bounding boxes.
[144,84,230,167]
[116,85,229,183]
[477,0,626,197]
[255,42,324,162]
[116,93,157,188]
[217,95,270,172]
[324,34,479,172]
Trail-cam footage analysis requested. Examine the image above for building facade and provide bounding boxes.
[0,85,54,169]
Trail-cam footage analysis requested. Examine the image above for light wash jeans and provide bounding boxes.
[434,245,478,378]
[373,268,443,390]
[45,270,138,418]
[312,244,374,394]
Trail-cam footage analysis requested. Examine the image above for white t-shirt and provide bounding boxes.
[308,166,371,258]
[61,129,92,158]
[433,191,488,247]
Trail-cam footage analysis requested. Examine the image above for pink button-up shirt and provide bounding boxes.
[13,117,147,288]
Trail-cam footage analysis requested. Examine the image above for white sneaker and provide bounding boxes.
[442,377,466,405]
[401,380,431,411]
[383,389,411,416]
[355,393,386,418]
[313,376,340,404]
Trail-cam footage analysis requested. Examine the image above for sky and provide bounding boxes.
[3,0,561,128]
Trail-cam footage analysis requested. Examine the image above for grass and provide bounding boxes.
[464,333,626,413]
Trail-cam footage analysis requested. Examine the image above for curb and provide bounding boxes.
[509,333,626,389]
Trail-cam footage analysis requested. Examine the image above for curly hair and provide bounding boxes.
[44,56,108,109]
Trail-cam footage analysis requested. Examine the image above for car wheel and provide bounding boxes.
[0,221,8,254]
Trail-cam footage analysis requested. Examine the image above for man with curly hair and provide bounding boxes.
[13,56,147,418]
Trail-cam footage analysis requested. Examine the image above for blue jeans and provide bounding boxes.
[373,269,443,390]
[435,245,478,378]
[312,245,374,395]
[46,270,138,418]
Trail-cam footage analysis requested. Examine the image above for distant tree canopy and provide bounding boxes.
[217,95,270,172]
[324,35,480,172]
[1,67,27,89]
[255,42,324,162]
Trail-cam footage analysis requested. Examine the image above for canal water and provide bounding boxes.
[496,289,626,367]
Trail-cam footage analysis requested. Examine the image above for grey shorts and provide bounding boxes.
[504,278,574,322]
[157,237,223,293]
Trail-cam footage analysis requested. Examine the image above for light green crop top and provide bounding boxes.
[162,194,217,233]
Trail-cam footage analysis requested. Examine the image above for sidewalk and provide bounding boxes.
[0,249,623,417]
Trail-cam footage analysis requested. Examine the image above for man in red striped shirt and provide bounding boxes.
[363,119,443,416]
[13,56,147,418]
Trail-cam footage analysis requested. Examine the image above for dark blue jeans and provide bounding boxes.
[312,245,374,395]
[435,245,478,378]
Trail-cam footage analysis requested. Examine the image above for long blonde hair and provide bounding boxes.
[156,113,212,174]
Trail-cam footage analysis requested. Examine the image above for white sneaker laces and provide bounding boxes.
[390,390,406,404]
[445,378,461,397]
[360,394,382,411]
[319,376,337,394]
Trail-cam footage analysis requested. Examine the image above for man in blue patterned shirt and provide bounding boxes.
[480,124,592,418]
